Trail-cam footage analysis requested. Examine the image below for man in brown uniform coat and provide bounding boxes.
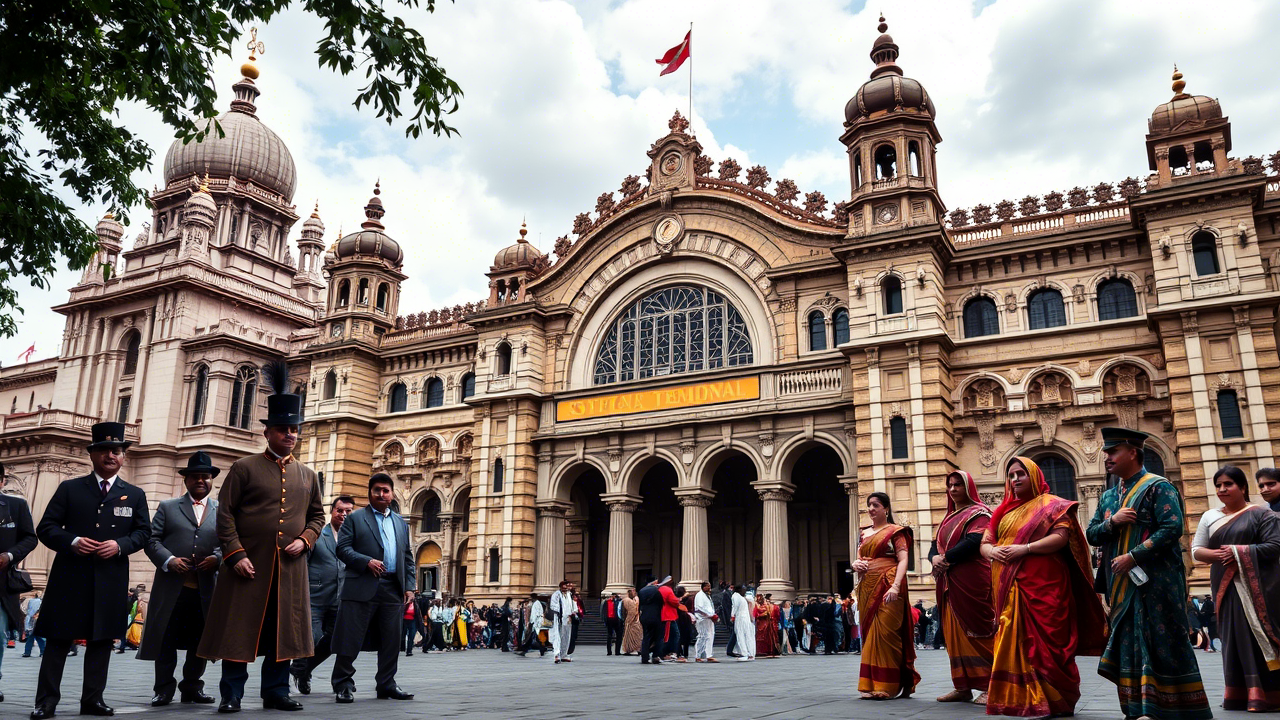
[197,361,323,713]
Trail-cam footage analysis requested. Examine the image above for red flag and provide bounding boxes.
[17,344,35,363]
[656,31,691,76]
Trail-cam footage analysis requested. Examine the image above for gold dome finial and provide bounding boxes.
[311,200,320,218]
[241,27,265,79]
[518,219,528,243]
[1171,65,1185,96]
[877,14,888,33]
[198,170,211,193]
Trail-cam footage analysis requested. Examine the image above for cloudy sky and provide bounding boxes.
[5,0,1279,363]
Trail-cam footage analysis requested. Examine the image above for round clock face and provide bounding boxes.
[660,151,683,176]
[331,323,344,337]
[875,203,898,224]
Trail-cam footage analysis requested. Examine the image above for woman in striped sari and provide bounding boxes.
[855,491,919,700]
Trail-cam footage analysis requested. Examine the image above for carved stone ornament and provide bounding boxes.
[678,494,714,508]
[1081,421,1099,463]
[759,432,775,458]
[1006,367,1024,384]
[1004,292,1018,314]
[1079,484,1103,500]
[778,297,797,312]
[1037,408,1060,444]
[980,491,1004,506]
[679,440,696,465]
[758,488,794,503]
[660,151,683,177]
[1116,401,1138,430]
[537,505,569,519]
[652,214,684,254]
[1148,352,1165,370]
[977,416,997,471]
[1077,359,1092,377]
[606,499,641,514]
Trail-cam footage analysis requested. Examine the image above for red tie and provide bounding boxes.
[100,480,108,498]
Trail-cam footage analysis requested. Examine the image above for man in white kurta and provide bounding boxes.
[549,581,577,663]
[693,582,719,662]
[730,588,755,661]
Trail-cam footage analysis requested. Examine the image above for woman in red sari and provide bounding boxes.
[855,492,920,700]
[753,594,780,657]
[929,470,996,705]
[981,456,1107,718]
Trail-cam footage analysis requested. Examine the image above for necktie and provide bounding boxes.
[100,480,108,498]
[193,501,204,525]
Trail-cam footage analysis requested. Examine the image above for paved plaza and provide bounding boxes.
[0,644,1250,720]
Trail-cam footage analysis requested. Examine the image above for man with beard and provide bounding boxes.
[291,495,354,694]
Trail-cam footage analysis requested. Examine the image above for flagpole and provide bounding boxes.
[688,21,693,128]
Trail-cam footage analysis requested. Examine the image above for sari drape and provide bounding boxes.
[936,470,995,692]
[857,524,920,698]
[621,595,642,653]
[985,457,1107,718]
[754,602,779,657]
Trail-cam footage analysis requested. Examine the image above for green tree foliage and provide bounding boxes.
[0,0,463,337]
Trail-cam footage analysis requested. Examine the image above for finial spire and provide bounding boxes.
[311,200,320,217]
[1171,65,1186,97]
[868,14,901,79]
[241,27,265,80]
[878,14,888,33]
[362,181,386,230]
[518,220,529,243]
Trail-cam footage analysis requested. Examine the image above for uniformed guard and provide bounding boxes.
[31,422,151,719]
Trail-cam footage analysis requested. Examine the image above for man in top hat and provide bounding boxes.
[1086,428,1211,720]
[139,452,223,707]
[197,361,324,713]
[31,422,151,719]
[0,460,39,702]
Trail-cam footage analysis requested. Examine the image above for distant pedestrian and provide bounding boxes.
[22,592,44,658]
[600,593,623,655]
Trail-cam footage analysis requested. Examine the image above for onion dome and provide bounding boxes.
[162,36,297,201]
[95,212,125,249]
[844,16,935,125]
[182,174,218,225]
[299,202,325,243]
[1148,68,1225,135]
[493,221,543,268]
[333,182,404,266]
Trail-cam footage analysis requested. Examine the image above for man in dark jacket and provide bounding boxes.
[290,495,354,694]
[0,460,38,703]
[32,422,151,719]
[600,593,623,655]
[637,577,665,665]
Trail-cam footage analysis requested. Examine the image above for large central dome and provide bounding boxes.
[844,17,935,125]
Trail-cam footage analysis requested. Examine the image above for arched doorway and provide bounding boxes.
[454,538,469,597]
[706,452,761,587]
[567,467,609,598]
[417,541,441,594]
[786,444,850,595]
[632,460,681,588]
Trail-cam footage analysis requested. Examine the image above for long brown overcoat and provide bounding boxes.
[197,453,323,662]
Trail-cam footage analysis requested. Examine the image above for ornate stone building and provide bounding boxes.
[3,22,1279,598]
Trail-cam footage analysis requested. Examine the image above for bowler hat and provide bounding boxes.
[87,422,133,452]
[1100,427,1149,452]
[178,451,221,478]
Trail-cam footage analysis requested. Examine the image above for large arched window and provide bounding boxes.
[227,366,258,430]
[496,342,512,376]
[425,378,444,408]
[1097,279,1138,320]
[323,369,338,400]
[889,416,909,459]
[874,144,897,180]
[1037,454,1076,500]
[808,311,827,351]
[460,372,476,400]
[191,364,209,425]
[833,308,850,346]
[388,382,408,413]
[592,286,754,385]
[1217,390,1244,438]
[122,331,141,375]
[418,493,441,533]
[882,276,903,315]
[1027,288,1066,330]
[492,458,504,493]
[1191,231,1220,276]
[963,297,999,338]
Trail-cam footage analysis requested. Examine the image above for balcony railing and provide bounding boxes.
[777,367,843,396]
[0,409,139,439]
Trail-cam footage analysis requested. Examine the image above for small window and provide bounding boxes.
[832,308,850,345]
[963,298,999,338]
[122,331,141,375]
[908,141,921,176]
[1217,390,1244,438]
[1169,145,1190,176]
[889,416,908,459]
[874,144,897,180]
[496,279,507,304]
[323,369,338,400]
[854,153,863,188]
[191,365,209,424]
[1144,450,1166,477]
[388,382,408,413]
[228,366,258,430]
[1038,454,1077,500]
[357,278,370,305]
[1027,289,1066,330]
[420,494,441,533]
[1191,231,1220,276]
[882,276,903,315]
[116,395,131,425]
[376,283,389,312]
[337,279,350,307]
[461,373,476,400]
[493,458,504,493]
[425,378,444,408]
[488,548,500,583]
[808,311,827,351]
[496,343,513,375]
[1097,279,1138,321]
[1193,141,1213,170]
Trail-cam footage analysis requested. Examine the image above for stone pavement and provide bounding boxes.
[0,644,1248,720]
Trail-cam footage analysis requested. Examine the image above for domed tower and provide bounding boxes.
[293,202,327,305]
[321,182,406,343]
[78,212,125,285]
[839,16,944,237]
[178,175,218,261]
[487,222,543,306]
[1145,68,1231,187]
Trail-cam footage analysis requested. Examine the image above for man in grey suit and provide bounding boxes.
[330,474,413,703]
[290,494,354,695]
[139,452,222,706]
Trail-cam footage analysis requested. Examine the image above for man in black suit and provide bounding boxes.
[636,577,664,665]
[0,460,39,703]
[32,422,151,719]
[139,452,223,706]
[329,474,414,703]
[600,592,623,655]
[291,495,354,695]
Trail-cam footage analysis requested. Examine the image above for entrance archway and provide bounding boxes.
[417,541,441,594]
[567,467,609,598]
[786,444,850,595]
[633,460,681,588]
[454,538,468,597]
[706,452,761,586]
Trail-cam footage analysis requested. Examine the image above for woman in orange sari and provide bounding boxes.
[981,456,1107,718]
[753,594,779,657]
[855,492,920,700]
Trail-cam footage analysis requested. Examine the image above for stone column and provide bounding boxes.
[438,514,459,596]
[840,474,860,563]
[603,496,640,594]
[675,490,715,588]
[757,485,795,598]
[534,502,570,594]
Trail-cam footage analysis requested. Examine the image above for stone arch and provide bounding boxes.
[955,289,1005,337]
[770,431,852,483]
[1014,278,1074,306]
[447,482,472,515]
[1088,354,1162,387]
[1014,362,1083,394]
[691,441,768,490]
[952,372,1015,404]
[545,455,612,502]
[619,448,687,496]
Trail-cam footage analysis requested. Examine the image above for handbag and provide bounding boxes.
[6,566,33,595]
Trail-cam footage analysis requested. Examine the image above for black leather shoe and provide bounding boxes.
[376,687,413,700]
[180,691,215,704]
[262,696,303,711]
[150,695,172,707]
[294,676,310,695]
[335,690,353,704]
[30,707,55,719]
[217,699,240,714]
[79,701,114,716]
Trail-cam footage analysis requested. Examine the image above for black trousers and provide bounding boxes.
[568,616,580,655]
[155,587,209,698]
[725,621,737,655]
[332,579,402,694]
[640,619,664,662]
[428,621,445,650]
[605,618,623,654]
[36,638,112,710]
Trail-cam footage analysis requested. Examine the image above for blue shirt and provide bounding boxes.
[374,509,397,575]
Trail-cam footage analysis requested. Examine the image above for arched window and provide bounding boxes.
[419,493,441,533]
[323,369,338,400]
[874,144,897,180]
[508,278,520,302]
[1097,279,1138,320]
[122,331,141,375]
[908,141,921,176]
[889,416,909,459]
[191,364,209,425]
[963,298,999,338]
[388,382,408,413]
[1144,449,1166,477]
[808,311,827,351]
[592,286,754,385]
[1037,454,1076,500]
[882,276,903,315]
[357,278,370,305]
[376,283,389,312]
[492,458,504,493]
[227,366,257,430]
[496,343,512,376]
[1191,231,1220,276]
[337,279,350,307]
[425,378,444,408]
[833,308,850,345]
[1193,141,1213,170]
[488,547,500,583]
[854,153,863,188]
[460,372,476,400]
[1217,390,1244,438]
[1027,288,1066,330]
[1168,145,1190,175]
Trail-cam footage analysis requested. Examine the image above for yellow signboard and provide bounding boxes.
[557,376,760,422]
